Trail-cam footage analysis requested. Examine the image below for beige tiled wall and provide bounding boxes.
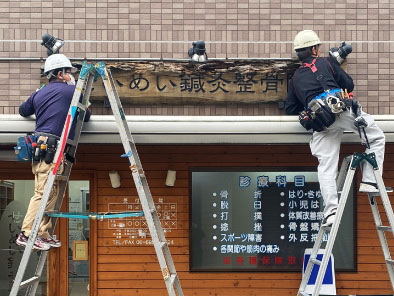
[1,0,394,115]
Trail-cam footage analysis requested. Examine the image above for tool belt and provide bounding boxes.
[32,133,60,164]
[297,58,363,133]
[299,89,344,132]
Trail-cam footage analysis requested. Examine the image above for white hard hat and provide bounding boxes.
[293,30,321,50]
[44,54,76,74]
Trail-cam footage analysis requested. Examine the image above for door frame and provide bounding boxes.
[52,171,97,296]
[0,166,97,296]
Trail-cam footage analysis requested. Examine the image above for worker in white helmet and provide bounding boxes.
[16,54,90,250]
[285,30,386,227]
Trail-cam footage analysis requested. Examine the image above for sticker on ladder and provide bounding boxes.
[162,267,170,280]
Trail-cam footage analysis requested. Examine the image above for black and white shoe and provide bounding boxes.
[321,213,336,227]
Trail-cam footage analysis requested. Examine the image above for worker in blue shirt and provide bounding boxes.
[16,54,90,250]
[285,30,386,227]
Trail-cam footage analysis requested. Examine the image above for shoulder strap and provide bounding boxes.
[301,58,330,92]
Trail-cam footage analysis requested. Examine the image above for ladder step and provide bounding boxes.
[55,175,68,181]
[76,102,87,110]
[298,292,310,296]
[367,187,393,196]
[311,258,321,266]
[377,225,392,232]
[45,210,60,215]
[20,276,40,289]
[150,208,156,214]
[66,139,78,146]
[170,273,177,285]
[385,259,394,266]
[160,241,167,249]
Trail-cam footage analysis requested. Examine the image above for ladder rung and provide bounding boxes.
[298,293,310,296]
[150,208,156,214]
[170,273,177,284]
[311,258,321,266]
[66,139,77,146]
[45,210,60,215]
[76,102,86,110]
[386,259,394,266]
[20,276,40,289]
[368,192,382,197]
[55,175,68,181]
[160,241,167,249]
[377,225,392,232]
[367,187,393,197]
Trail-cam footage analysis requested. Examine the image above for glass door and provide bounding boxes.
[68,181,90,296]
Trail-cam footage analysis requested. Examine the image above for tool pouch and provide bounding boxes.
[44,136,58,164]
[30,135,59,163]
[14,134,37,162]
[316,104,336,127]
[33,137,46,162]
[299,110,313,130]
[298,110,324,132]
[308,100,336,131]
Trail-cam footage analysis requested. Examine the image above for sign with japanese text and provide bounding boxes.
[89,67,291,104]
[190,169,356,272]
[107,197,177,246]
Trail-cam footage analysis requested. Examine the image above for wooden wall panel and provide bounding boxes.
[1,143,394,295]
[74,143,394,296]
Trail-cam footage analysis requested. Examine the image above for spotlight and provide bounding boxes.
[329,42,352,65]
[188,40,208,62]
[41,33,65,56]
[109,170,121,188]
[165,170,176,187]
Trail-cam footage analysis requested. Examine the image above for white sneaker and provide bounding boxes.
[42,236,61,248]
[359,182,379,193]
[16,233,51,251]
[359,182,393,193]
[321,213,336,227]
[33,237,51,251]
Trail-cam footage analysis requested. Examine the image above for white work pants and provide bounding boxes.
[310,110,385,218]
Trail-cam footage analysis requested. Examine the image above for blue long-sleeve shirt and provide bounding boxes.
[19,81,90,138]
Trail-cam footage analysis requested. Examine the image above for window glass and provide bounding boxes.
[68,181,90,296]
[0,180,46,295]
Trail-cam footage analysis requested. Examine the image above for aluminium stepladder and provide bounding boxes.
[298,152,394,296]
[10,61,183,296]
